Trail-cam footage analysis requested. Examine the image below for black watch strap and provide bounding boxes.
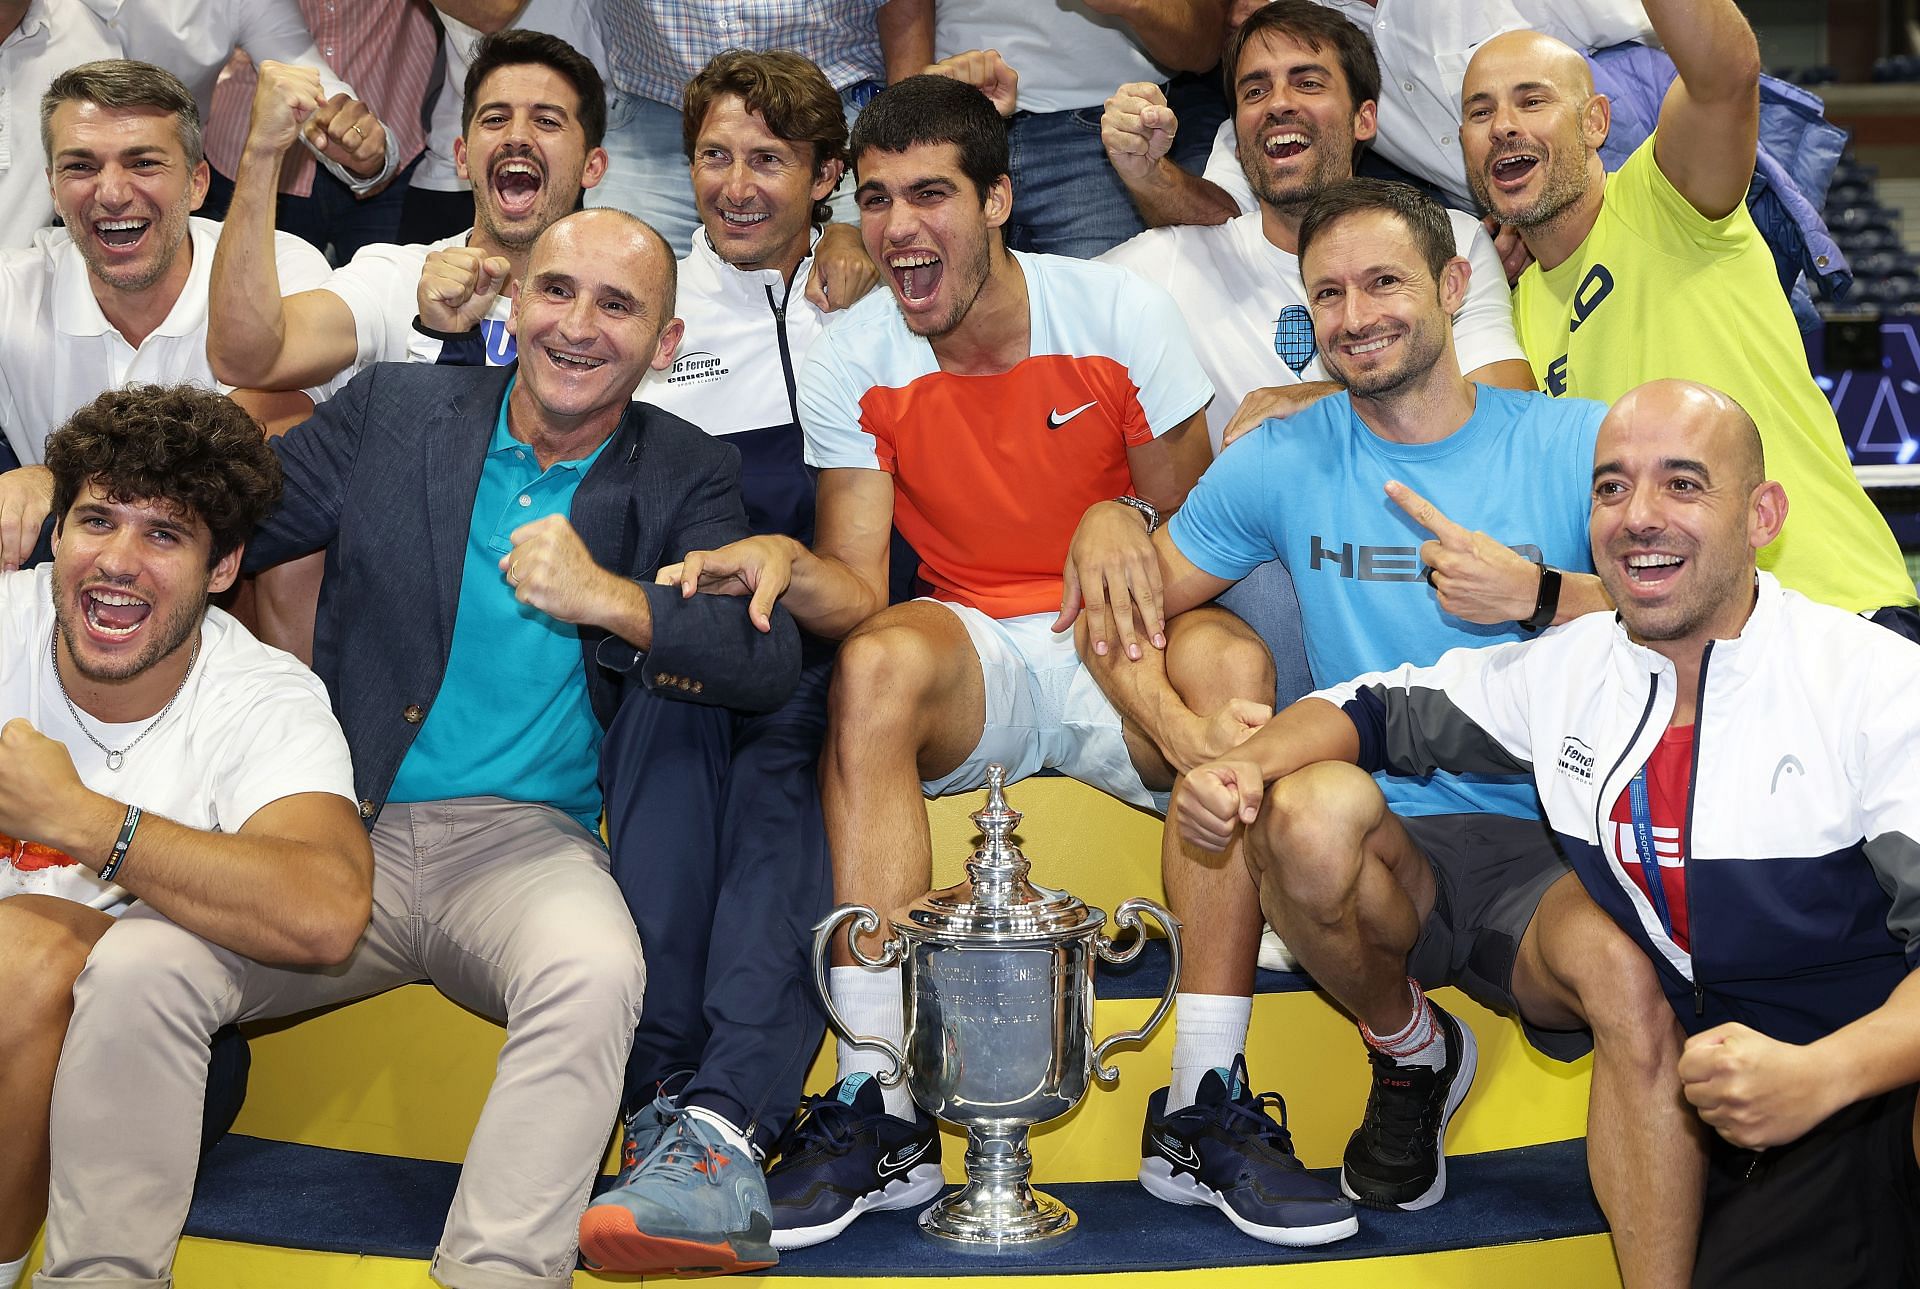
[1520,563,1562,633]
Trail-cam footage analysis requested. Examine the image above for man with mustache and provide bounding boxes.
[1459,0,1919,626]
[1179,379,1920,1289]
[0,384,367,1289]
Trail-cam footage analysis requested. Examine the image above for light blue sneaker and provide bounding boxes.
[579,1106,777,1275]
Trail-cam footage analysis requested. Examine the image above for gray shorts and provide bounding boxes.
[1401,812,1593,1063]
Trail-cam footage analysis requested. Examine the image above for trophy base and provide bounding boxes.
[918,1182,1076,1249]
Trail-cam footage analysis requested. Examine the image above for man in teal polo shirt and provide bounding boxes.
[36,208,801,1289]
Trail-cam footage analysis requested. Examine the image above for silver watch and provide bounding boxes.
[1113,495,1161,534]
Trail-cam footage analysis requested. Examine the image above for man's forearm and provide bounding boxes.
[207,143,295,387]
[589,574,653,652]
[1125,157,1239,228]
[1101,0,1228,72]
[43,791,370,966]
[1079,620,1211,773]
[1231,695,1363,785]
[1815,970,1920,1109]
[877,0,934,82]
[1554,571,1613,625]
[1642,0,1760,103]
[786,541,889,639]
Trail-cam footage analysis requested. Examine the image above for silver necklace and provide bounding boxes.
[50,629,200,772]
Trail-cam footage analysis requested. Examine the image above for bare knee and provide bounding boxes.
[1550,898,1678,1071]
[1245,762,1380,919]
[0,902,93,1037]
[829,615,945,732]
[1168,607,1275,707]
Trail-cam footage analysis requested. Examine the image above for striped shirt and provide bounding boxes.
[203,0,438,197]
[603,0,886,103]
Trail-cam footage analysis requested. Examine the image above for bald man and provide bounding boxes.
[1179,378,1920,1289]
[1459,0,1918,628]
[36,207,801,1289]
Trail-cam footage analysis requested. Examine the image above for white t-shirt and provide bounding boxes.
[0,566,356,913]
[1204,0,1656,211]
[934,0,1169,113]
[1100,207,1523,452]
[0,216,332,464]
[413,0,608,193]
[0,0,122,248]
[320,229,517,373]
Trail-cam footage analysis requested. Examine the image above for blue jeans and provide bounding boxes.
[590,86,875,256]
[1002,104,1148,259]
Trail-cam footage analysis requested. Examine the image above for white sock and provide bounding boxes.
[0,1254,29,1289]
[683,1104,759,1163]
[829,964,914,1118]
[1360,978,1447,1071]
[1167,993,1254,1111]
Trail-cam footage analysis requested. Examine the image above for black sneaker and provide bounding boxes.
[1341,1001,1479,1211]
[765,1074,944,1250]
[1138,1055,1358,1246]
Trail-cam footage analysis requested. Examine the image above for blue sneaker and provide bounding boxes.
[578,1106,777,1275]
[1139,1055,1358,1246]
[612,1074,690,1184]
[765,1074,944,1250]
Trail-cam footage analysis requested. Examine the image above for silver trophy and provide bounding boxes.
[813,765,1181,1247]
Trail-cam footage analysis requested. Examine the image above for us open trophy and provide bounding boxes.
[813,765,1181,1247]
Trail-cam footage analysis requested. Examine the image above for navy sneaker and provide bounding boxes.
[579,1106,777,1275]
[765,1074,944,1250]
[1341,1001,1478,1211]
[1139,1055,1357,1246]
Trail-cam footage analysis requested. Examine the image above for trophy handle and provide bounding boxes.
[1089,897,1182,1083]
[811,904,908,1087]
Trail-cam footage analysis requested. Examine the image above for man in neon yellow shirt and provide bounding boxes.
[1459,0,1916,620]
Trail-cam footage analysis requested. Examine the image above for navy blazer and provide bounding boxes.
[244,362,800,818]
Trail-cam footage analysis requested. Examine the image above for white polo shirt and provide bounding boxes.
[1100,207,1524,452]
[0,215,331,464]
[0,0,122,248]
[1204,0,1656,211]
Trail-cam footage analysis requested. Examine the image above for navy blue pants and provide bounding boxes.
[599,646,835,1146]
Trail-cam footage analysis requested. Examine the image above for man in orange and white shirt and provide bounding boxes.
[665,67,1353,1251]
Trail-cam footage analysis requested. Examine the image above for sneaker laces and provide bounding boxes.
[1205,1087,1299,1157]
[1363,1050,1434,1157]
[637,1111,734,1190]
[775,1093,862,1158]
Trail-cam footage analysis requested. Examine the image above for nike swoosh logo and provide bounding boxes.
[1154,1134,1201,1171]
[877,1141,931,1179]
[1048,400,1097,428]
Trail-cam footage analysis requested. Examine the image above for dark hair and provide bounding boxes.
[1224,1,1381,139]
[683,50,849,226]
[46,385,283,566]
[463,30,607,149]
[850,74,1007,199]
[1297,179,1458,284]
[42,60,203,166]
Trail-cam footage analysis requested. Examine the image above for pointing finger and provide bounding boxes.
[1385,479,1471,548]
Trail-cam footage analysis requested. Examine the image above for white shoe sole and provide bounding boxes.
[770,1164,945,1251]
[1340,1019,1480,1212]
[1139,1158,1359,1246]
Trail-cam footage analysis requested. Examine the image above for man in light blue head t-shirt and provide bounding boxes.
[1076,180,1703,1288]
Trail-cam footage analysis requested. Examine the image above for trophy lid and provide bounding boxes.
[898,766,1102,943]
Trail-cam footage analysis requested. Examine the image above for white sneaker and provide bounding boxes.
[1257,925,1300,973]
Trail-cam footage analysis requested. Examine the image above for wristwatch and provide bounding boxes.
[1520,562,1563,633]
[1113,495,1161,534]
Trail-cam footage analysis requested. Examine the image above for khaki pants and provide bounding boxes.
[36,798,646,1289]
